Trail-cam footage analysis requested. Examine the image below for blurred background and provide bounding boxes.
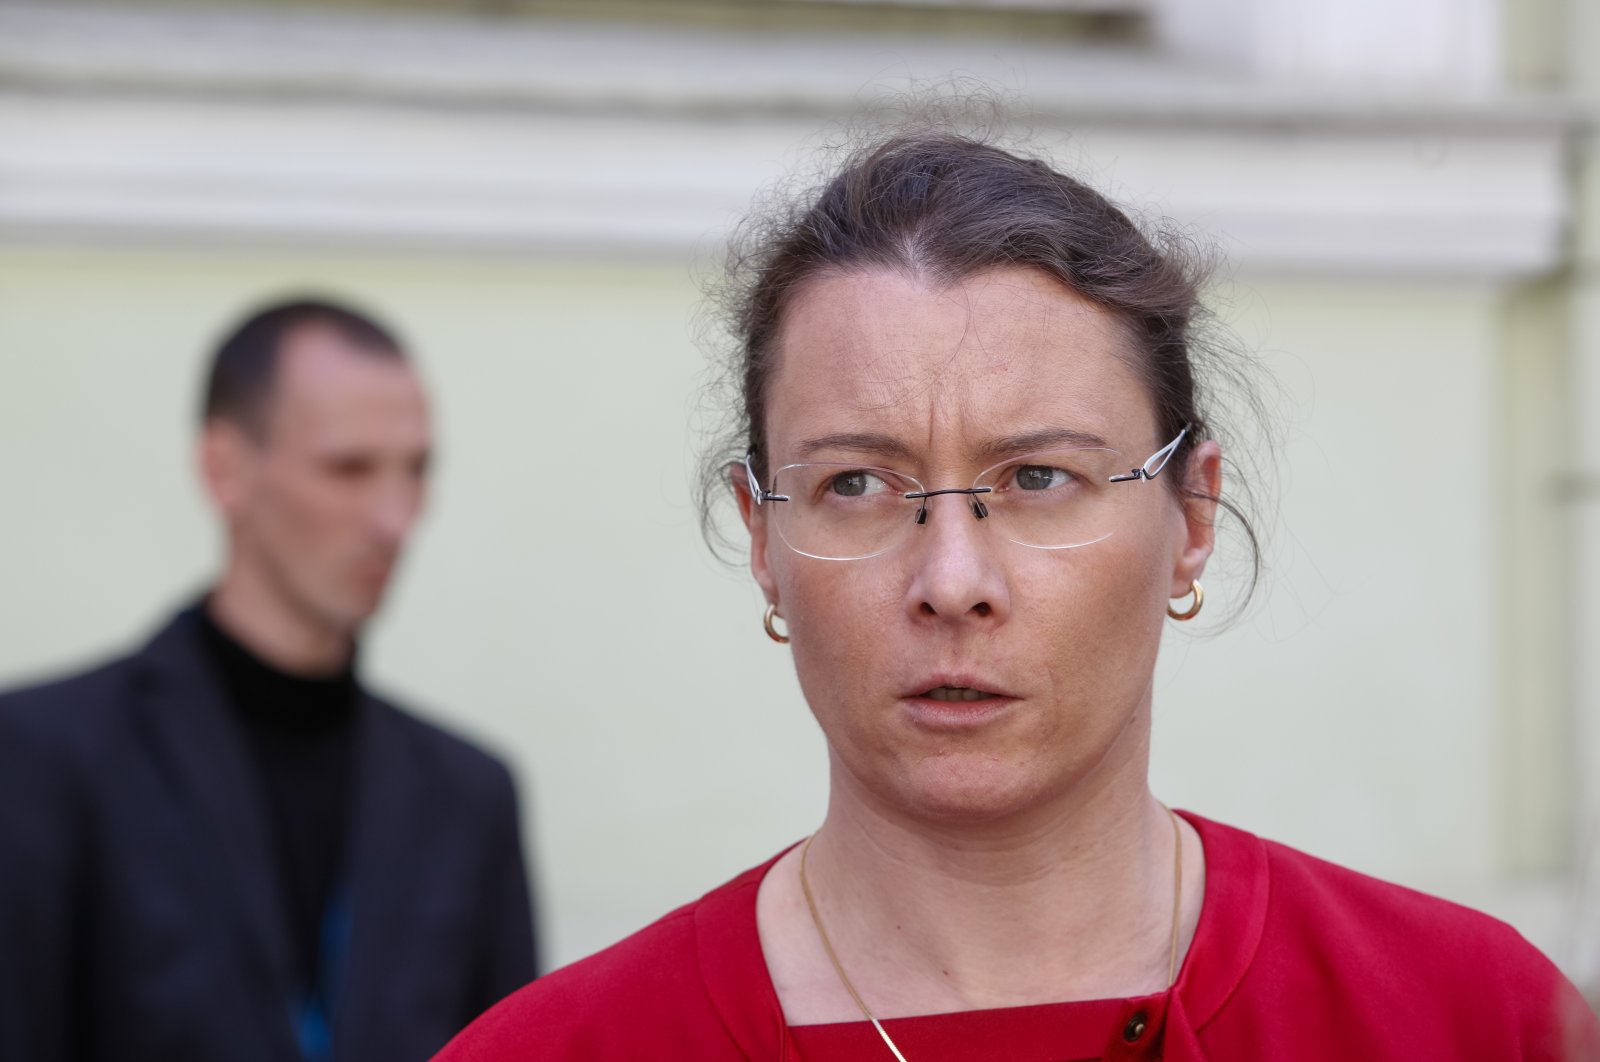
[2,0,1597,993]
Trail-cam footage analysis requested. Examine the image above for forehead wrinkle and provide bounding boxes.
[914,272,1083,418]
[910,281,1008,460]
[921,277,1085,460]
[795,430,917,463]
[782,268,1009,411]
[787,282,959,401]
[973,425,1111,461]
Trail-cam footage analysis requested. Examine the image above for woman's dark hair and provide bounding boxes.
[698,130,1265,611]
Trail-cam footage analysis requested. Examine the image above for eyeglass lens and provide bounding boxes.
[767,447,1137,561]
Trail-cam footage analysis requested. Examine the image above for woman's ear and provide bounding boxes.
[1171,439,1222,597]
[733,464,780,606]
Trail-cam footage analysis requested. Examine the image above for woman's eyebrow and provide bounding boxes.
[978,427,1109,459]
[796,428,1110,463]
[795,431,916,462]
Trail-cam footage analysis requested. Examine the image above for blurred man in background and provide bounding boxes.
[0,299,537,1061]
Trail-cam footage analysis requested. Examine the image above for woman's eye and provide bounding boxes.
[828,471,886,498]
[1014,465,1069,491]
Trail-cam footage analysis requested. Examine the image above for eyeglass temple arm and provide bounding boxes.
[1108,425,1191,483]
[743,452,789,505]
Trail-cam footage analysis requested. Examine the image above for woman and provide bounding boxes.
[438,132,1599,1060]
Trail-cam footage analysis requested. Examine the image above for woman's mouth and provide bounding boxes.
[921,686,996,702]
[902,681,1018,729]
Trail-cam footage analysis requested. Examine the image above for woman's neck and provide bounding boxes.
[757,764,1203,1025]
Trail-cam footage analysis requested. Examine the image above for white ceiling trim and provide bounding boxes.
[0,3,1578,278]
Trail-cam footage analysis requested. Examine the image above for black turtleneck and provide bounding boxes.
[197,604,359,995]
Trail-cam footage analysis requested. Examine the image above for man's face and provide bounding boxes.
[206,325,431,641]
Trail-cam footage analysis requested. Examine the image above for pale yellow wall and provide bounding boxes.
[0,243,1558,964]
[1153,279,1504,886]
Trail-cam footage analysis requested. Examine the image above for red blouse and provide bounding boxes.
[436,812,1600,1060]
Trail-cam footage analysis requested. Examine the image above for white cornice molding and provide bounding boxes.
[0,3,1580,278]
[0,3,1570,130]
[1154,0,1502,90]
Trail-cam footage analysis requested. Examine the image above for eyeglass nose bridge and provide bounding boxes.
[903,485,993,525]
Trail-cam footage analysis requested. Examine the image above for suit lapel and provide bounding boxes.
[133,609,301,1058]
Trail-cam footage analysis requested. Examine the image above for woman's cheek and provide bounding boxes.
[788,575,895,723]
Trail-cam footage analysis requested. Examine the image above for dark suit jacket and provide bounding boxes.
[0,607,538,1061]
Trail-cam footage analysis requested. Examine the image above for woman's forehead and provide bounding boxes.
[768,266,1155,457]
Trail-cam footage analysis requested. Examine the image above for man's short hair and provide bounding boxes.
[202,298,406,437]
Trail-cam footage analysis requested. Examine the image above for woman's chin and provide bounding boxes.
[878,753,1070,826]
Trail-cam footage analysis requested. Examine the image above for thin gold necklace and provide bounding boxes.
[797,806,1185,1061]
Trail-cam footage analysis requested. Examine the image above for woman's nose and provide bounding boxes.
[903,492,1011,624]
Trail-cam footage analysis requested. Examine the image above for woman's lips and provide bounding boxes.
[901,683,1018,728]
[901,674,1016,701]
[921,685,997,702]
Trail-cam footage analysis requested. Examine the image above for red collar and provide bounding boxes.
[691,811,1270,1060]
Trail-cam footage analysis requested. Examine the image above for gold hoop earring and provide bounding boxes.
[763,603,790,644]
[1167,580,1203,621]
